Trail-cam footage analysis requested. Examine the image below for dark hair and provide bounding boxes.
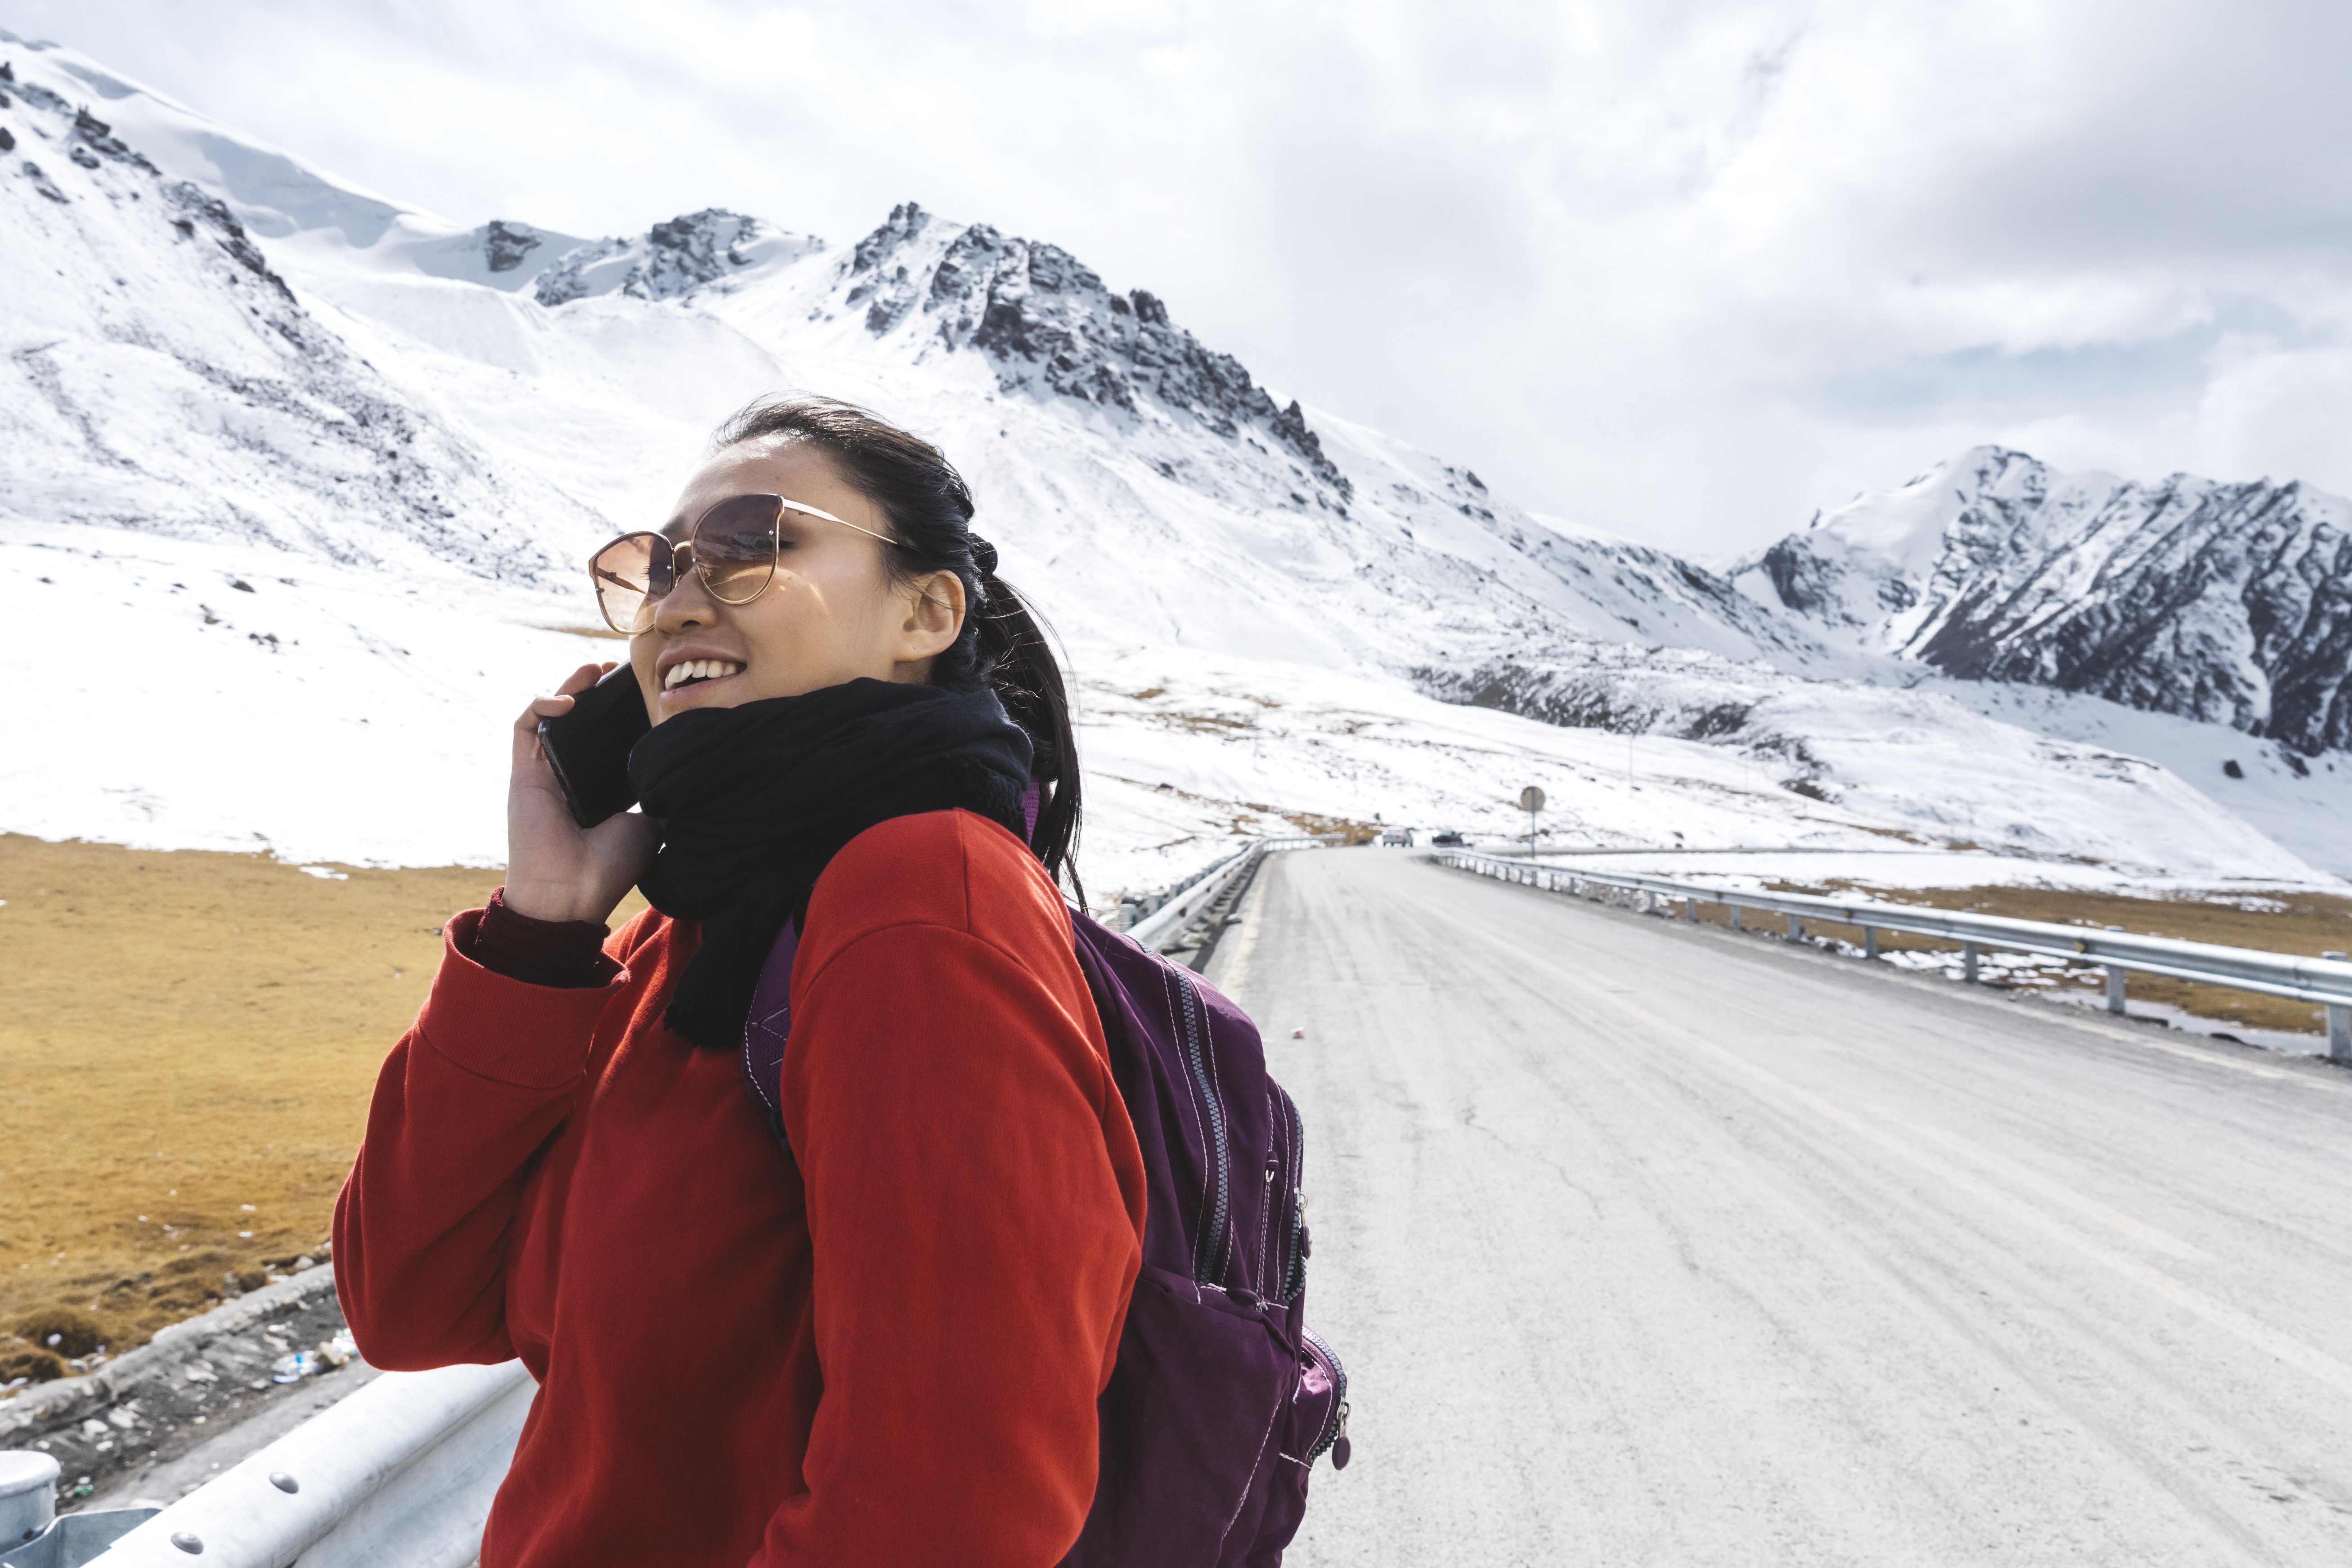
[710,393,1085,900]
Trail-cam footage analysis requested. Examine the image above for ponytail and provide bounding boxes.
[969,549,1084,901]
[708,394,1086,900]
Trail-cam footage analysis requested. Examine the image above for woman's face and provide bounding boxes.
[629,437,965,724]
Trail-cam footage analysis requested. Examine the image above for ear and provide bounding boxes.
[892,569,966,665]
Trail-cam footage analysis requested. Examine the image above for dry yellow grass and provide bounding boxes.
[0,833,646,1370]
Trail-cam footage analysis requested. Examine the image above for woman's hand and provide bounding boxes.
[504,662,658,925]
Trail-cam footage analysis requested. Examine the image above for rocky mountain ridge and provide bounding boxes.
[835,202,1350,499]
[532,208,821,306]
[1749,447,2352,754]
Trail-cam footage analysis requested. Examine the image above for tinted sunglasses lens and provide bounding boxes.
[588,533,668,634]
[693,495,781,605]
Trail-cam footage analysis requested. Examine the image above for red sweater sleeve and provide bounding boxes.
[763,816,1145,1567]
[332,906,631,1369]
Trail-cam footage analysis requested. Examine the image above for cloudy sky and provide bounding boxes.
[12,0,2350,554]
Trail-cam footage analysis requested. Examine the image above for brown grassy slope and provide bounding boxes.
[1704,881,2352,1035]
[0,834,646,1368]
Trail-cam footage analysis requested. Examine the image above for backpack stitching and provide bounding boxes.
[1212,1362,1289,1552]
[742,1003,790,1122]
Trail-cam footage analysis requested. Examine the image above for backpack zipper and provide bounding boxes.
[1302,1324,1350,1465]
[1275,1083,1307,1304]
[1175,971,1231,1286]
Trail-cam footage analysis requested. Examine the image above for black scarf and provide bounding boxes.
[629,679,1033,1050]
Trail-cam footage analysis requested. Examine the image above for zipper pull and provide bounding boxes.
[1331,1403,1351,1470]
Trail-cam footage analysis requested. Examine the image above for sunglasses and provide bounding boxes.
[586,493,895,636]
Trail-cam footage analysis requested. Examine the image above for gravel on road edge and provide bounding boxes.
[0,1263,376,1510]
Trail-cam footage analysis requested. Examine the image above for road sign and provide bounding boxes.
[1519,786,1546,813]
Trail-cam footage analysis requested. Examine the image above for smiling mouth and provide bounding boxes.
[663,659,745,692]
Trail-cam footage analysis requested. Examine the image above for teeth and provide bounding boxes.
[664,659,742,690]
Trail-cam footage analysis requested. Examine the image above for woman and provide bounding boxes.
[335,396,1148,1567]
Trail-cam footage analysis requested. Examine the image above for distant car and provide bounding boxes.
[1430,831,1467,847]
[1375,828,1414,847]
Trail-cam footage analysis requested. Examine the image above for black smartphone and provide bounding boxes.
[536,664,651,829]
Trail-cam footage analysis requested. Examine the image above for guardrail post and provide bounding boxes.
[1786,913,1802,941]
[1729,905,1742,931]
[1963,941,1979,984]
[1,1451,56,1546]
[1684,897,1697,923]
[2326,953,2350,1061]
[2104,925,2126,1014]
[1863,926,1878,959]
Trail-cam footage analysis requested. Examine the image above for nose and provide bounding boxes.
[654,545,723,632]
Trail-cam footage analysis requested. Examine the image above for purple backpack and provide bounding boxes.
[742,905,1349,1567]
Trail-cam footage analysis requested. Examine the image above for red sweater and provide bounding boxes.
[334,811,1148,1567]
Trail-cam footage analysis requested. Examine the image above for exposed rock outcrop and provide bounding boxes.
[534,207,813,306]
[482,218,542,273]
[844,202,1352,500]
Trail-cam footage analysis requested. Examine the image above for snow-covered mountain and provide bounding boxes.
[4,26,2344,888]
[1745,446,2352,756]
[0,49,600,582]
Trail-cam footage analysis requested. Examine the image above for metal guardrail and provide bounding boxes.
[84,1362,532,1567]
[1118,837,1324,952]
[1436,851,2352,1062]
[1124,846,1263,951]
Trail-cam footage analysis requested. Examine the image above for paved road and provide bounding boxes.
[1206,848,2352,1566]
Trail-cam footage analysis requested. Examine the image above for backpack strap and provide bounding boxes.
[740,916,801,1152]
[734,784,1030,1154]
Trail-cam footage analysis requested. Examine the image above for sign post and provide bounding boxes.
[1518,785,1545,852]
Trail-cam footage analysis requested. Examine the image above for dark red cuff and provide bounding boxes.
[465,887,616,989]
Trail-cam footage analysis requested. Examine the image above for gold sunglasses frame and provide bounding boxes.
[586,493,897,635]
